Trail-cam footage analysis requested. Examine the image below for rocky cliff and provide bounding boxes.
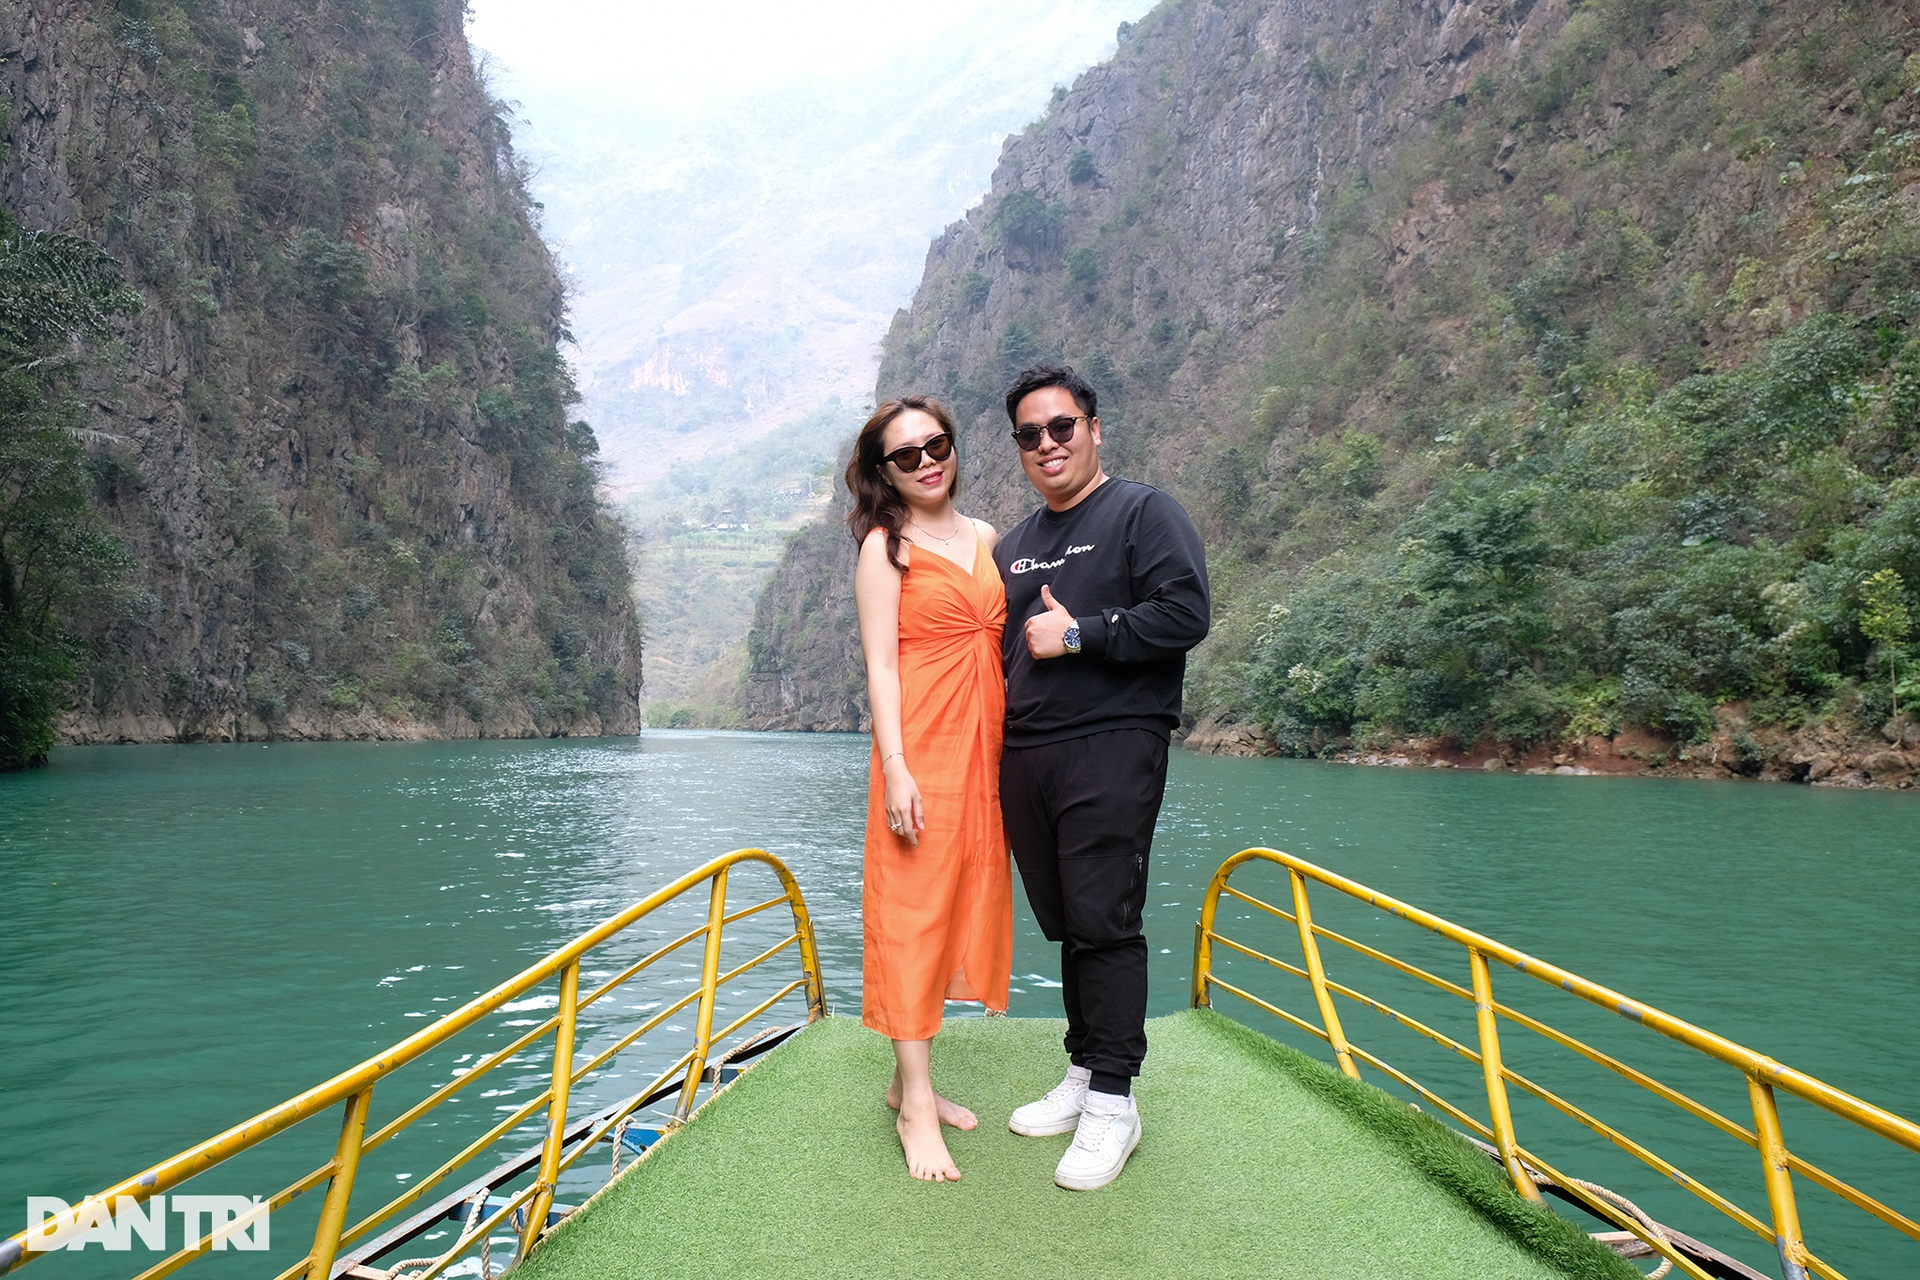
[3,0,640,743]
[747,0,1920,788]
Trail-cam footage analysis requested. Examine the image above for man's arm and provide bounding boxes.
[1076,490,1209,663]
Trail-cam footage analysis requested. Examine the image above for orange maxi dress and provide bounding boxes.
[861,536,1013,1041]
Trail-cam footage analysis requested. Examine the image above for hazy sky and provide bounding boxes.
[467,0,1091,107]
[463,0,1152,485]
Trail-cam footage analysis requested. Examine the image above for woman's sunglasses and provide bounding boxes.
[1011,415,1087,451]
[882,432,955,472]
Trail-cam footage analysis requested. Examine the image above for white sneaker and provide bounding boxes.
[1053,1094,1141,1191]
[1008,1066,1090,1136]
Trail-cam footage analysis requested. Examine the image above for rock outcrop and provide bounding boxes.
[4,0,641,743]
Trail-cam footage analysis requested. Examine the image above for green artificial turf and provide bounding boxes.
[515,1010,1637,1280]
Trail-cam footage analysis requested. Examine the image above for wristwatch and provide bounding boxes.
[1062,619,1082,654]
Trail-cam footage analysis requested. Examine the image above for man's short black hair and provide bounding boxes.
[1005,363,1097,424]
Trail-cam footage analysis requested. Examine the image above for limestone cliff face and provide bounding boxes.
[4,0,640,742]
[747,0,1573,730]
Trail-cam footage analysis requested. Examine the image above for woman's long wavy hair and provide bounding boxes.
[845,396,960,573]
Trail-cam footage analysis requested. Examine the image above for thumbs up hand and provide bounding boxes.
[1024,584,1077,659]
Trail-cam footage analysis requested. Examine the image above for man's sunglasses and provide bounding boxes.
[883,432,955,472]
[1011,415,1088,451]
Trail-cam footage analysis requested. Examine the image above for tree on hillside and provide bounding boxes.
[1859,569,1913,719]
[0,202,141,770]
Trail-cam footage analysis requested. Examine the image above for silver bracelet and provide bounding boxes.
[881,751,904,764]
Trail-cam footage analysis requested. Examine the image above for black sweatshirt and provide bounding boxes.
[994,478,1211,748]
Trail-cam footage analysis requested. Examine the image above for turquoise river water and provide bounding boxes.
[2,732,1916,1278]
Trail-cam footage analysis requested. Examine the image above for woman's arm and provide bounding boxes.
[854,529,923,845]
[971,517,998,553]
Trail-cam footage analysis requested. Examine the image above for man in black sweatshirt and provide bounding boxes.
[993,363,1210,1190]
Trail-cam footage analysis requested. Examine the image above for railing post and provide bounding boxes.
[782,870,829,1021]
[306,1085,374,1279]
[1747,1075,1812,1280]
[520,960,580,1258]
[1191,921,1212,1008]
[1469,949,1541,1202]
[1290,870,1360,1079]
[676,865,731,1118]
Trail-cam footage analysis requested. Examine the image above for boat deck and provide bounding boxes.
[515,1009,1631,1279]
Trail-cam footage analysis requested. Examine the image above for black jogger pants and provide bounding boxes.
[1000,728,1169,1096]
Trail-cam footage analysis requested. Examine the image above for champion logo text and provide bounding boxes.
[1007,544,1095,574]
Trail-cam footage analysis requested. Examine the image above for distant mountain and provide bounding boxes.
[747,0,1920,789]
[486,0,1151,491]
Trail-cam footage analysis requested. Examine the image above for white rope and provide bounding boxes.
[470,1191,501,1280]
[1573,1177,1674,1279]
[611,1116,632,1176]
[384,1187,494,1280]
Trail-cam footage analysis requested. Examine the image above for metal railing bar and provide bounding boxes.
[671,935,805,1117]
[1322,974,1484,1065]
[375,1023,806,1260]
[360,980,755,1256]
[705,979,809,1051]
[1199,847,1920,1275]
[345,1030,820,1277]
[1205,976,1333,1042]
[564,987,707,1084]
[1208,930,1312,980]
[1342,1043,1495,1139]
[1490,999,1758,1148]
[351,1020,741,1268]
[362,1015,562,1155]
[381,1176,545,1280]
[575,920,712,1013]
[696,933,802,1009]
[1214,849,1920,1154]
[1785,1153,1920,1243]
[720,894,791,928]
[6,850,828,1280]
[1311,922,1475,1000]
[551,1053,700,1180]
[240,971,706,1274]
[129,1145,347,1280]
[1462,1140,1775,1280]
[2,849,808,1252]
[336,1085,555,1253]
[1218,882,1296,923]
[1498,1063,1770,1241]
[127,1223,226,1280]
[1203,940,1493,1138]
[364,914,726,1153]
[351,978,785,1257]
[336,1082,677,1272]
[1493,997,1918,1239]
[1511,1144,1722,1280]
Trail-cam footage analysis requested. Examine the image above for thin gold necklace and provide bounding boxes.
[908,514,962,545]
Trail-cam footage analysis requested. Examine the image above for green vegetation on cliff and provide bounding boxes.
[0,168,140,768]
[749,0,1920,780]
[1206,6,1920,761]
[3,0,640,749]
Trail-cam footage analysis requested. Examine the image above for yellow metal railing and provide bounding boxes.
[3,848,826,1280]
[1192,848,1920,1280]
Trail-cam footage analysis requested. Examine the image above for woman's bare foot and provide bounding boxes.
[896,1102,962,1182]
[887,1074,977,1129]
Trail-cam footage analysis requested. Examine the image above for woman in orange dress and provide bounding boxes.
[847,395,1012,1183]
